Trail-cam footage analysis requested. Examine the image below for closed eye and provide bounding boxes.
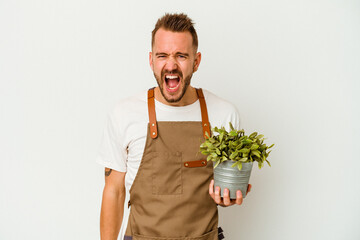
[176,52,189,59]
[155,53,168,59]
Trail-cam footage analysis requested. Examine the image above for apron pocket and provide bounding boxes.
[152,151,182,195]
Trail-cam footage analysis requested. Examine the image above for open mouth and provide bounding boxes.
[164,75,181,92]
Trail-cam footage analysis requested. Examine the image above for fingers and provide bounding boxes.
[214,186,222,204]
[247,184,252,194]
[209,179,215,198]
[223,188,232,206]
[209,180,222,205]
[209,180,247,207]
[210,179,223,205]
[235,190,243,205]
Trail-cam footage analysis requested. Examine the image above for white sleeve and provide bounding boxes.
[204,89,242,132]
[223,105,241,131]
[96,110,127,172]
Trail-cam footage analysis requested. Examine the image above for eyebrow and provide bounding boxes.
[155,52,190,57]
[175,52,189,57]
[155,52,168,56]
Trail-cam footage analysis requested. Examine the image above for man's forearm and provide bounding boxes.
[100,187,125,240]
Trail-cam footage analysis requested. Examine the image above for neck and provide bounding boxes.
[154,86,198,106]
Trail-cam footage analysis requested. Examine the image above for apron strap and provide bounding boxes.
[148,87,158,139]
[147,87,210,139]
[196,88,211,139]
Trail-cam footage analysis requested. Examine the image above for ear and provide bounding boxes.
[193,52,202,73]
[149,52,154,70]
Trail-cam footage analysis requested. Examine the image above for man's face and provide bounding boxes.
[150,28,201,103]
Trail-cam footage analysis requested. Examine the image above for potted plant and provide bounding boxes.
[200,123,274,199]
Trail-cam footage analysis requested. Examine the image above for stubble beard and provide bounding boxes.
[154,72,193,103]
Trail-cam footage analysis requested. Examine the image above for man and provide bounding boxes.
[98,13,251,240]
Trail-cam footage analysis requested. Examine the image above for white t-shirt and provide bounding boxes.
[96,88,241,239]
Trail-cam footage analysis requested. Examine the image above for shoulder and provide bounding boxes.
[107,90,148,129]
[201,89,241,129]
[202,89,238,114]
[110,90,147,117]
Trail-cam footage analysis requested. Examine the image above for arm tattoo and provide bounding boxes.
[105,169,112,177]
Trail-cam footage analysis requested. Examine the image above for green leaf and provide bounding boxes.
[239,148,250,154]
[236,142,244,149]
[205,142,213,148]
[213,142,221,148]
[239,130,245,137]
[200,150,209,155]
[268,144,275,149]
[259,145,266,151]
[252,150,261,158]
[220,143,227,150]
[266,150,272,157]
[237,162,243,171]
[229,130,237,137]
[229,151,238,160]
[215,148,221,155]
[243,139,252,145]
[229,122,235,131]
[250,144,259,150]
[256,134,264,140]
[219,132,224,142]
[231,161,238,167]
[205,131,210,139]
[266,159,271,167]
[249,132,258,138]
[222,151,228,157]
[214,160,220,168]
[240,157,248,162]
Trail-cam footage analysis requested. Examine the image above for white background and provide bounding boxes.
[1,0,359,239]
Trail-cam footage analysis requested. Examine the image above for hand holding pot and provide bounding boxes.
[209,179,252,207]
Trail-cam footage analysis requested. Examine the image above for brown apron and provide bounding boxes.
[124,88,220,240]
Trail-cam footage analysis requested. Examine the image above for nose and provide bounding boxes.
[164,56,178,71]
